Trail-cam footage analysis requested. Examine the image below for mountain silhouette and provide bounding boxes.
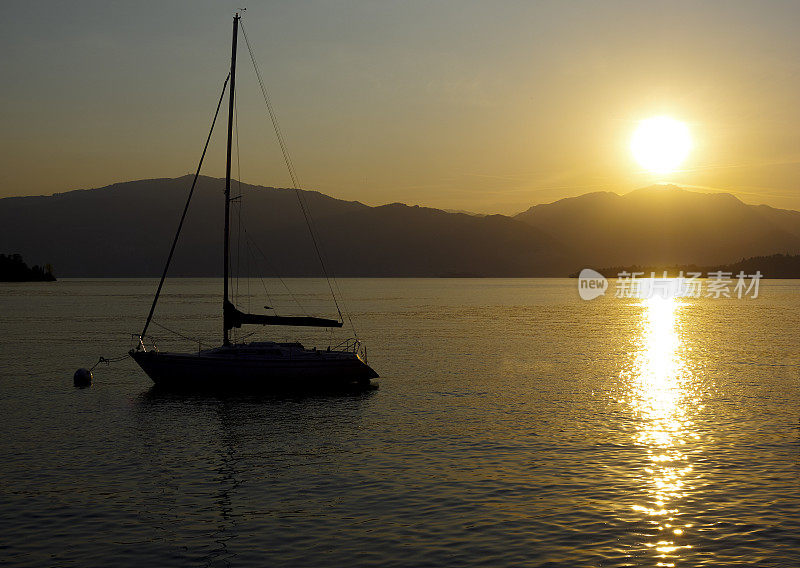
[2,178,799,277]
[0,176,567,277]
[515,185,800,267]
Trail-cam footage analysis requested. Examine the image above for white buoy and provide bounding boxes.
[73,368,92,388]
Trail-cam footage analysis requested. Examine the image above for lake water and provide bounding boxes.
[1,278,798,567]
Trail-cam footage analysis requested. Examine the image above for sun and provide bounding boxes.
[631,116,692,175]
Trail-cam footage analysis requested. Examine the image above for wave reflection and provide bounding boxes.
[626,295,699,566]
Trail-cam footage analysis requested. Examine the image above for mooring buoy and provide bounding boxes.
[73,368,92,388]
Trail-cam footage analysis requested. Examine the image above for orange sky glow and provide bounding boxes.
[1,1,798,214]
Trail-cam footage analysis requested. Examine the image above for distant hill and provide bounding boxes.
[588,253,800,279]
[515,185,800,267]
[573,254,800,279]
[3,178,800,277]
[0,176,567,277]
[719,253,800,278]
[0,253,55,281]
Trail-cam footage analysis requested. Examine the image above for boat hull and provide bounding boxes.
[129,346,378,390]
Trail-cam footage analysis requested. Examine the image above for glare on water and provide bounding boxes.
[625,295,698,565]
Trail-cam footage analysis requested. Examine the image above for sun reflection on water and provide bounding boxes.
[625,295,698,564]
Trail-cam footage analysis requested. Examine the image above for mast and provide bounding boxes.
[223,13,240,346]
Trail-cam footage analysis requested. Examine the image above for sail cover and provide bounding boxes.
[224,301,343,329]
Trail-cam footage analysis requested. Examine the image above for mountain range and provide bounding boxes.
[2,176,799,277]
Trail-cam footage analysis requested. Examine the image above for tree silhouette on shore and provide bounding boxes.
[0,253,56,281]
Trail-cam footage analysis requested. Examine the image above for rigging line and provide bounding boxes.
[238,329,259,342]
[239,23,299,187]
[292,186,358,337]
[243,227,309,317]
[294,186,347,316]
[239,22,344,323]
[252,246,276,317]
[234,87,243,311]
[246,229,308,317]
[89,354,129,371]
[246,231,252,312]
[140,72,231,342]
[245,238,269,310]
[151,320,210,348]
[331,271,358,338]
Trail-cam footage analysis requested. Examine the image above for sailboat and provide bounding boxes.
[129,13,378,389]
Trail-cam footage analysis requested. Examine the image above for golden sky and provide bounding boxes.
[1,1,799,214]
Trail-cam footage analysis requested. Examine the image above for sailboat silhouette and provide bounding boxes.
[130,13,378,389]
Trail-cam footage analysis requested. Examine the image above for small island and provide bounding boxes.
[0,253,56,282]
